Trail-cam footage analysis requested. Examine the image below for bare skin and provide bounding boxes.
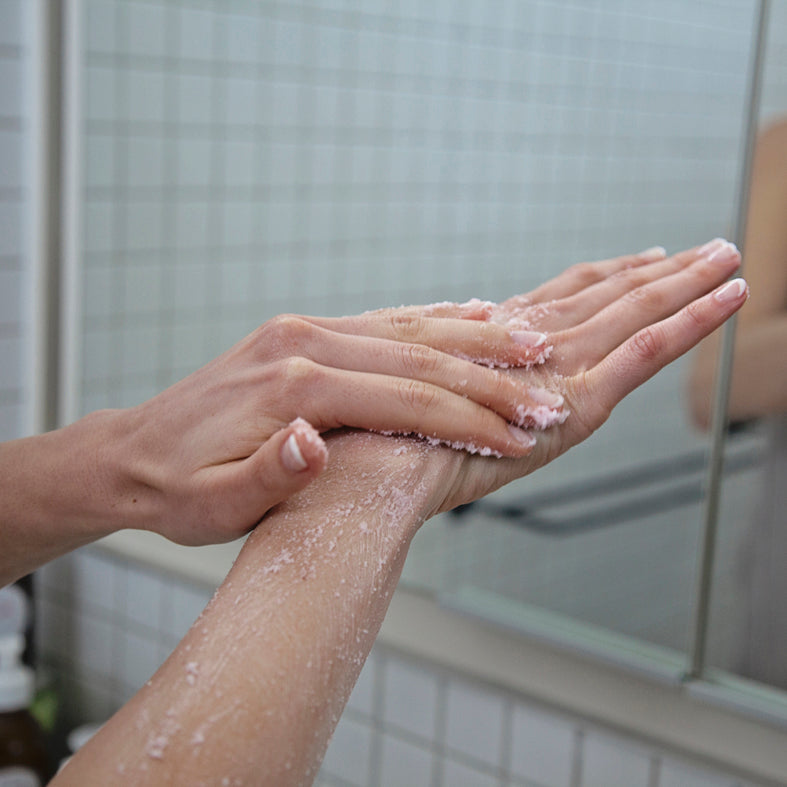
[53,241,748,786]
[689,119,787,428]
[0,308,561,586]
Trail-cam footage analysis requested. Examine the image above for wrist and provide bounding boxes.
[314,431,462,532]
[42,408,146,536]
[0,410,138,582]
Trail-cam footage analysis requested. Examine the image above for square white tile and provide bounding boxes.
[509,703,576,787]
[119,626,168,692]
[0,0,21,46]
[177,5,215,61]
[125,69,165,124]
[379,734,433,787]
[0,59,22,117]
[126,1,168,58]
[345,650,377,717]
[442,758,501,787]
[85,133,117,189]
[71,550,122,615]
[0,270,20,326]
[125,136,165,189]
[658,758,737,787]
[320,715,373,787]
[73,610,116,680]
[580,731,651,787]
[123,565,167,631]
[382,657,439,741]
[85,66,117,122]
[444,678,505,768]
[176,137,213,187]
[169,581,213,642]
[0,337,20,392]
[84,201,115,253]
[176,73,214,125]
[0,202,21,257]
[85,0,116,54]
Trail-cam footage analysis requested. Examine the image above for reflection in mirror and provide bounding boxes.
[694,114,787,692]
[71,0,787,701]
[402,1,784,682]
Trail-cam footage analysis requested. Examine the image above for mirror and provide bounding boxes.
[68,0,786,699]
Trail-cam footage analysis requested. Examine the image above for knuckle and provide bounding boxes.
[279,355,322,391]
[629,325,665,363]
[389,312,425,342]
[568,261,603,288]
[623,284,665,312]
[260,313,313,350]
[567,374,606,436]
[613,267,649,288]
[398,342,439,378]
[484,368,509,401]
[397,379,439,417]
[684,299,707,329]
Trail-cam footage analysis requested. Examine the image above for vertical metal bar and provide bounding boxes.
[60,0,84,427]
[26,0,63,435]
[686,0,770,681]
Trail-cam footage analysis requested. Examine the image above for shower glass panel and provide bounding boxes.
[70,0,784,691]
[702,0,787,698]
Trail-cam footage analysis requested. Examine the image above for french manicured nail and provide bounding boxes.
[281,433,309,472]
[637,246,667,262]
[697,237,727,255]
[713,278,748,303]
[704,241,739,264]
[527,386,564,408]
[511,330,547,347]
[507,424,536,447]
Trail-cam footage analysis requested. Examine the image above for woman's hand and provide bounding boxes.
[48,241,749,787]
[91,307,558,546]
[413,239,748,516]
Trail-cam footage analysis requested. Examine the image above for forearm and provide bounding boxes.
[689,314,787,429]
[55,432,460,786]
[0,411,136,585]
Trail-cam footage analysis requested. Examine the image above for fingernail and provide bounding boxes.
[697,237,727,255]
[510,330,547,347]
[704,241,739,264]
[281,433,309,472]
[507,424,536,447]
[713,277,748,303]
[527,386,564,408]
[637,246,667,262]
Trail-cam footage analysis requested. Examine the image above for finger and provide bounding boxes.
[557,240,741,370]
[350,299,496,321]
[217,419,329,533]
[277,361,542,457]
[422,298,496,320]
[268,323,564,426]
[501,245,669,309]
[501,245,713,333]
[582,278,749,419]
[285,312,549,368]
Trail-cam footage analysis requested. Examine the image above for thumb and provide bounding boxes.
[234,418,329,526]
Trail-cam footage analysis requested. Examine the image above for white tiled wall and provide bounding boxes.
[66,0,787,674]
[76,0,758,415]
[0,0,31,441]
[6,0,787,783]
[35,547,770,787]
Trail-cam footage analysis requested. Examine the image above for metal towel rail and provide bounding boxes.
[448,442,763,537]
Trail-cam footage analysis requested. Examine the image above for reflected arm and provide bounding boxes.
[689,119,787,429]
